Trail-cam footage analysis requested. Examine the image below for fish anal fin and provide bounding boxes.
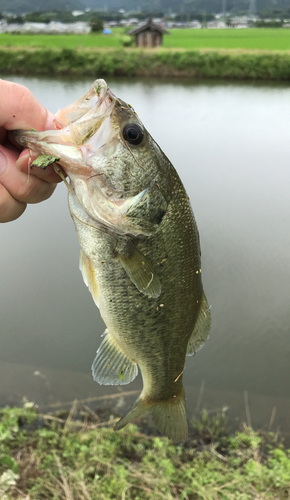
[92,330,138,385]
[79,251,99,308]
[115,387,188,442]
[116,239,161,299]
[186,291,211,356]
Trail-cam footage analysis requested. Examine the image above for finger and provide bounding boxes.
[16,150,65,184]
[0,79,57,132]
[0,183,26,223]
[0,146,57,205]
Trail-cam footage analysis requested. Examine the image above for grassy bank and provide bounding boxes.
[1,47,290,80]
[0,405,290,499]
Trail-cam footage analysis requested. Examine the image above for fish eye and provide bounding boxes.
[123,123,144,145]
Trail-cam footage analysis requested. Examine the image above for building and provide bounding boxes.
[128,19,169,48]
[230,16,249,28]
[207,20,227,28]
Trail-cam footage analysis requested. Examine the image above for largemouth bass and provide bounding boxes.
[14,79,211,441]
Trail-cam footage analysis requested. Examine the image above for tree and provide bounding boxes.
[90,17,104,33]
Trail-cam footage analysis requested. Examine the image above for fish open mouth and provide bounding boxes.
[13,79,117,175]
[13,79,157,234]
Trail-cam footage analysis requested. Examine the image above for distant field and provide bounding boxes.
[1,28,290,51]
[164,28,290,51]
[0,30,125,49]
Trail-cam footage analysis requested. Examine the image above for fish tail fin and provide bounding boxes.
[114,397,151,432]
[151,387,188,442]
[114,387,188,442]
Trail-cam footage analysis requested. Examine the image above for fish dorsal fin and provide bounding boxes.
[92,330,138,385]
[186,291,211,356]
[116,239,161,299]
[79,251,99,308]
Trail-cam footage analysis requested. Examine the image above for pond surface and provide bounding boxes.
[1,75,290,435]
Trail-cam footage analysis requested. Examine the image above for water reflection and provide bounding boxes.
[1,75,290,435]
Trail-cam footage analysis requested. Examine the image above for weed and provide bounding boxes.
[0,404,290,499]
[1,46,290,80]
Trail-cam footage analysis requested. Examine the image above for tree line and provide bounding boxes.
[2,0,290,17]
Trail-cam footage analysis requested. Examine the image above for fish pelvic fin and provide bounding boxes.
[186,291,211,356]
[114,387,188,442]
[92,330,138,385]
[79,251,99,308]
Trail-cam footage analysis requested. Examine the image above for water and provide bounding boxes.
[1,75,290,434]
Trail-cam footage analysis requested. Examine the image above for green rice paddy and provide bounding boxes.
[163,28,290,51]
[0,32,123,49]
[0,28,290,52]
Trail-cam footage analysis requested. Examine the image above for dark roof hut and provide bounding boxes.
[128,19,169,48]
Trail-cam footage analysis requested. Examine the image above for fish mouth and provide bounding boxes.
[13,79,152,234]
[13,79,116,175]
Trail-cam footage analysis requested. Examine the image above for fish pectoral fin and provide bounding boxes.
[79,251,99,308]
[116,240,161,299]
[92,330,138,385]
[186,291,211,356]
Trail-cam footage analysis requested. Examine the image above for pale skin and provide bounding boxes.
[0,79,62,223]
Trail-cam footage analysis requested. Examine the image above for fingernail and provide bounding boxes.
[0,150,7,175]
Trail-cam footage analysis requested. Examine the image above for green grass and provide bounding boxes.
[1,28,290,51]
[1,47,290,80]
[164,28,290,51]
[1,29,290,81]
[1,405,290,499]
[0,29,126,49]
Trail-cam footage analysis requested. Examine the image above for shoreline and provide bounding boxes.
[1,404,290,499]
[1,47,290,80]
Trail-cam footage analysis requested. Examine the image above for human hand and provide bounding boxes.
[0,79,63,223]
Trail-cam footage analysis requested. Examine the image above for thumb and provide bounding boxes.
[0,148,26,222]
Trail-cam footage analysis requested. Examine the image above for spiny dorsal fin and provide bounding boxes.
[92,330,138,385]
[186,291,211,356]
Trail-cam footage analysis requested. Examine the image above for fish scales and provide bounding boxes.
[72,172,201,395]
[14,79,211,441]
